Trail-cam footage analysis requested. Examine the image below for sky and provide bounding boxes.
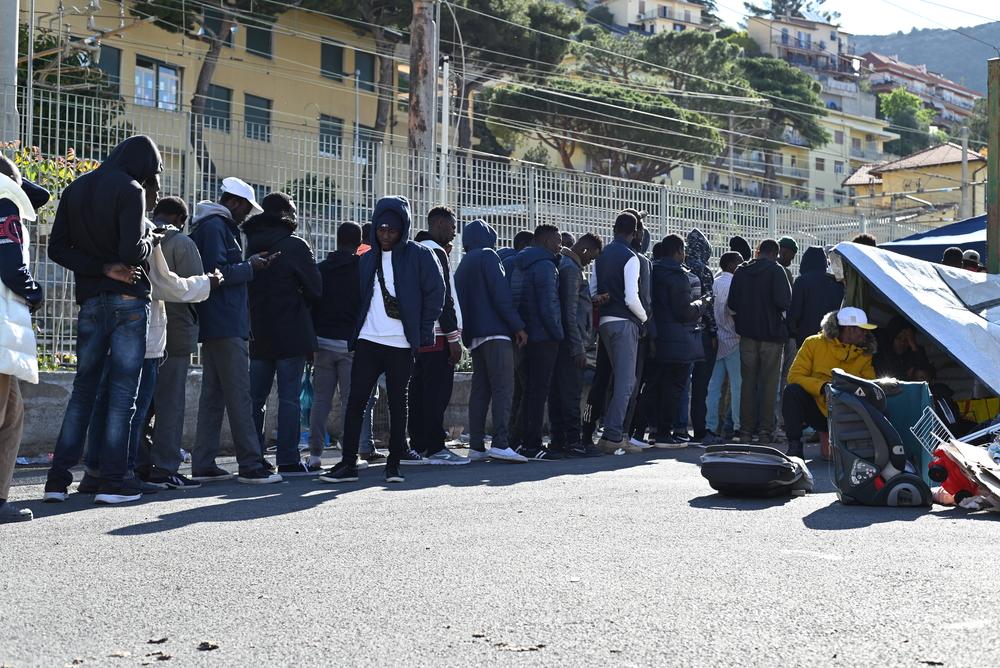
[715,0,1000,35]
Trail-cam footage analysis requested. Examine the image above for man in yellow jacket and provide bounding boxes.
[784,307,876,458]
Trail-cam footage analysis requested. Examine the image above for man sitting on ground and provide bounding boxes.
[783,307,876,458]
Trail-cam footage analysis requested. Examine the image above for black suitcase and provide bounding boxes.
[700,444,814,497]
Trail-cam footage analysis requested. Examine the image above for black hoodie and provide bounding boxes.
[48,135,160,304]
[787,246,844,347]
[243,212,322,359]
[727,256,792,343]
[313,248,361,344]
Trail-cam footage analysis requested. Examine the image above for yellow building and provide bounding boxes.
[844,143,987,219]
[598,0,713,33]
[747,15,857,78]
[19,0,403,215]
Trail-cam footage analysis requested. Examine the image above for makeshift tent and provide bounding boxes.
[831,242,1000,399]
[879,215,986,264]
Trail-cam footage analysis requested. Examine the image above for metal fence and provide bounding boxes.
[8,86,915,365]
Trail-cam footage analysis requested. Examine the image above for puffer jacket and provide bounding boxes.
[787,246,844,346]
[556,248,593,358]
[788,311,876,416]
[651,257,704,364]
[509,246,562,343]
[354,196,444,351]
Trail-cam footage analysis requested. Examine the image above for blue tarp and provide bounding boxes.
[879,215,986,264]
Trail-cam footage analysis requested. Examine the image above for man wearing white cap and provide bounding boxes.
[189,177,281,484]
[782,307,877,458]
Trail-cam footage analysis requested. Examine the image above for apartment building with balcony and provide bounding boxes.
[598,0,713,34]
[862,52,981,131]
[747,14,859,81]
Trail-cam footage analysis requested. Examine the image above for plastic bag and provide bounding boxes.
[300,363,314,428]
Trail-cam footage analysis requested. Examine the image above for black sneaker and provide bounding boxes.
[786,440,804,458]
[137,480,160,494]
[399,449,428,466]
[236,469,283,484]
[147,471,202,490]
[278,461,322,477]
[190,466,235,482]
[77,472,102,494]
[94,479,143,505]
[43,469,72,502]
[385,461,405,483]
[671,432,691,443]
[360,450,388,464]
[319,461,359,483]
[0,503,32,523]
[261,458,276,473]
[565,443,603,458]
[516,446,564,461]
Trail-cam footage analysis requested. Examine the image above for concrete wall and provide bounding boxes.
[18,370,478,458]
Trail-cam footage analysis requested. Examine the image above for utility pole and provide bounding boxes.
[0,0,19,143]
[438,56,450,205]
[989,58,999,274]
[408,0,437,156]
[960,125,971,220]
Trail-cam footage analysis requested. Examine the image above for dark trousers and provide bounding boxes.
[653,362,692,439]
[509,348,525,449]
[518,341,560,450]
[342,340,414,465]
[582,339,612,441]
[782,383,827,441]
[408,344,455,456]
[690,330,717,437]
[631,358,661,439]
[548,342,583,449]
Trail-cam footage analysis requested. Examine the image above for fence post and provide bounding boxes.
[375,141,386,200]
[660,184,670,238]
[184,110,196,206]
[527,165,537,227]
[859,214,867,235]
[768,200,778,238]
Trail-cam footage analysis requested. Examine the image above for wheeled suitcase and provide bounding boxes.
[700,444,814,497]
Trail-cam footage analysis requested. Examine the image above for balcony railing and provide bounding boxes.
[849,146,883,161]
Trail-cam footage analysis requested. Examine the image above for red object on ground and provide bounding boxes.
[928,448,980,503]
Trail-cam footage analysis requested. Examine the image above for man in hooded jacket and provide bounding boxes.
[45,135,160,505]
[319,196,444,484]
[245,192,322,477]
[189,177,281,485]
[787,246,844,348]
[685,228,716,441]
[454,219,529,463]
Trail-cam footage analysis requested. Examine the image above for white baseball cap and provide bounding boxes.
[220,176,263,214]
[837,306,877,330]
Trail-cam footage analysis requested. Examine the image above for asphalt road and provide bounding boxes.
[2,446,999,667]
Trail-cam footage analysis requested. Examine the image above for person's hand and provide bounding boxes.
[103,263,141,285]
[249,251,280,271]
[448,341,463,366]
[28,297,44,314]
[150,227,168,247]
[514,330,528,348]
[207,268,224,289]
[573,353,588,370]
[592,293,610,306]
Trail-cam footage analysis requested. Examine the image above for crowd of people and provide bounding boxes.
[0,135,899,522]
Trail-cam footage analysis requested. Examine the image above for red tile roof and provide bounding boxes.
[870,143,985,174]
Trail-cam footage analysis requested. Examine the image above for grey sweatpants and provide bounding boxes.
[150,354,190,474]
[192,337,265,475]
[309,348,353,456]
[0,374,24,501]
[468,339,515,452]
[599,319,640,443]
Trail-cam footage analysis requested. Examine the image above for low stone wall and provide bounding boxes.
[18,370,479,458]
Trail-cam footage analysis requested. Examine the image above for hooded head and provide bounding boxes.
[462,219,498,252]
[371,196,412,251]
[685,228,711,271]
[101,135,162,184]
[729,235,752,262]
[799,246,828,274]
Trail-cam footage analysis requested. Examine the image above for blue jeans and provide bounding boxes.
[48,294,149,487]
[250,357,306,467]
[706,349,742,434]
[85,357,159,477]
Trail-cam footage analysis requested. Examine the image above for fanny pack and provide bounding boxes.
[376,256,402,320]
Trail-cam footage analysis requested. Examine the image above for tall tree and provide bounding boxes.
[439,0,583,151]
[739,57,829,199]
[744,0,839,22]
[968,97,989,147]
[879,87,934,156]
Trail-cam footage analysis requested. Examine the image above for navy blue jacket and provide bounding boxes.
[313,249,360,343]
[596,236,640,323]
[651,257,704,364]
[353,196,444,352]
[454,219,524,347]
[189,202,256,341]
[788,246,844,347]
[556,250,592,358]
[509,246,563,343]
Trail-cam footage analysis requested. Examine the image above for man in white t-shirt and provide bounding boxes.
[319,196,444,484]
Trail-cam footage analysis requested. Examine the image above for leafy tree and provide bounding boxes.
[584,5,616,28]
[738,57,829,199]
[744,0,839,22]
[16,24,125,159]
[879,87,933,156]
[968,97,989,147]
[574,26,650,82]
[439,0,583,150]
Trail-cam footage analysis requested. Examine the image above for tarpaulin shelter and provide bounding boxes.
[879,215,986,264]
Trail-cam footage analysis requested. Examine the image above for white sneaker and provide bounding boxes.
[355,457,370,470]
[425,448,470,465]
[467,449,491,462]
[42,491,67,503]
[488,446,529,463]
[629,436,654,450]
[307,455,323,468]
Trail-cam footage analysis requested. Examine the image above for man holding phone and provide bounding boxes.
[189,177,282,484]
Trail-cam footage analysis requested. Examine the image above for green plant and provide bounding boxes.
[6,145,99,228]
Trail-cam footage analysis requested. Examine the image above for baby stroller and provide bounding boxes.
[826,368,932,507]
